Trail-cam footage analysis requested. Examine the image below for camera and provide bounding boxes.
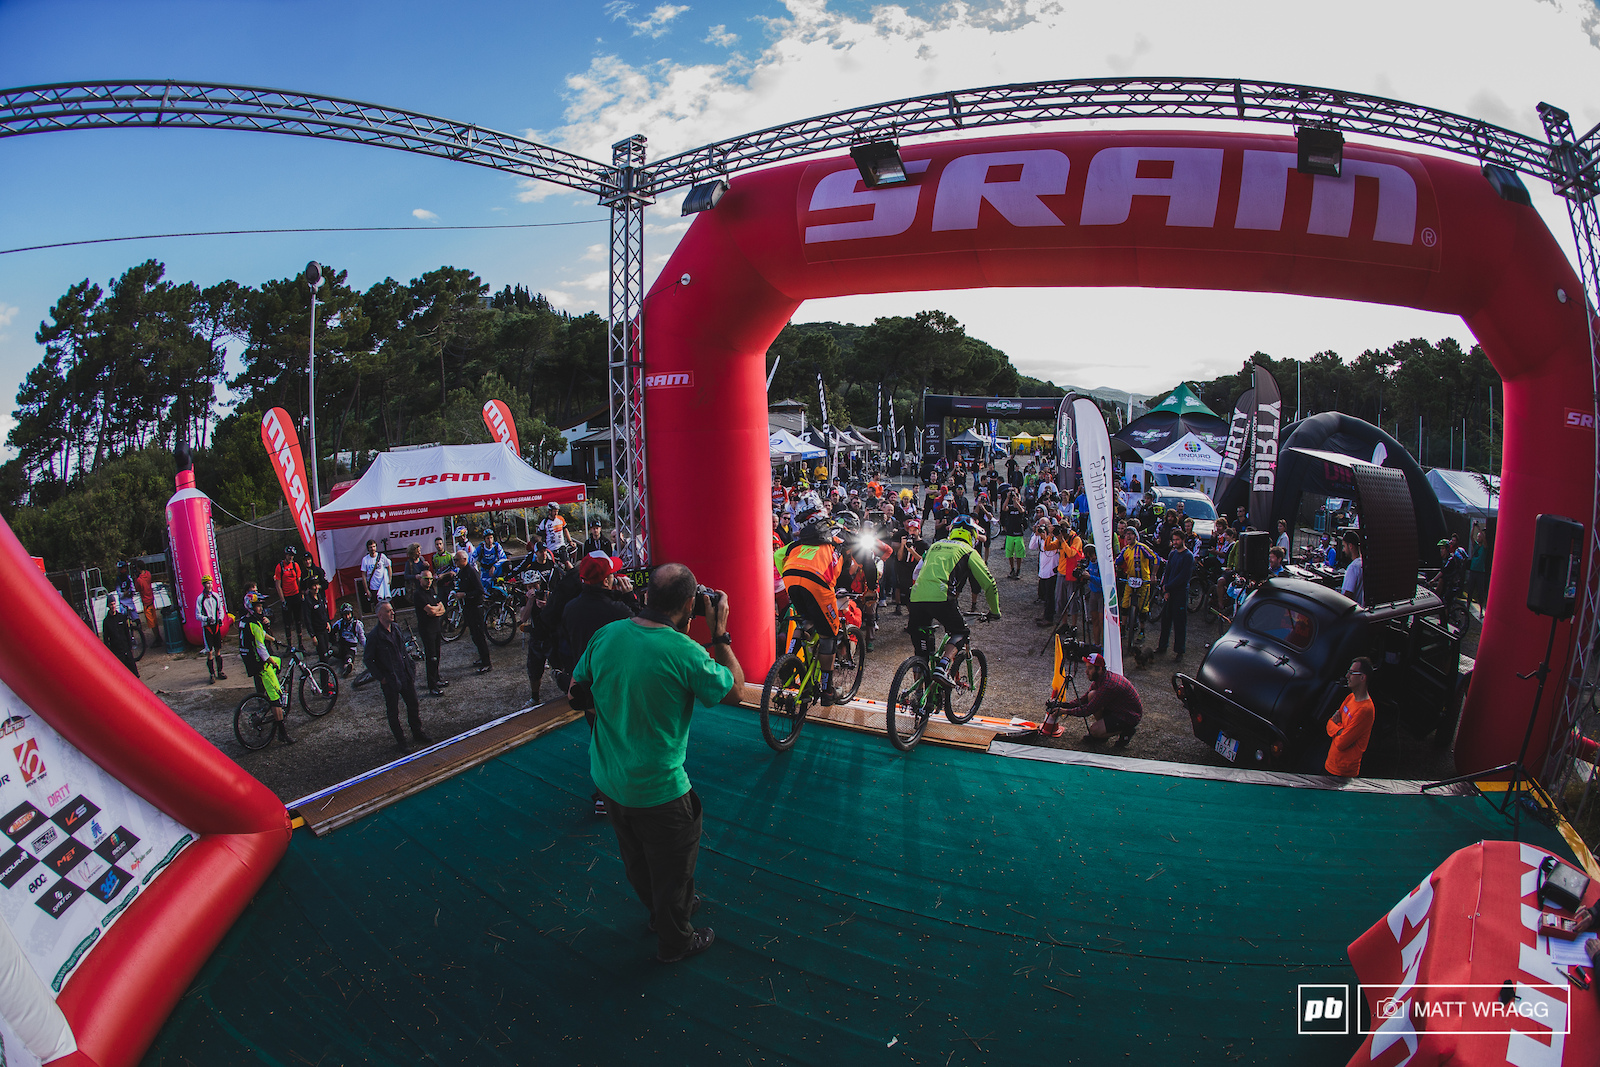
[692,585,723,617]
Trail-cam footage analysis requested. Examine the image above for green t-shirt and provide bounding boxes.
[574,619,734,808]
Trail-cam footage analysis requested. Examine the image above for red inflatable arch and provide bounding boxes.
[0,518,288,1065]
[644,129,1592,774]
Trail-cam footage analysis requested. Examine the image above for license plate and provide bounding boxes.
[1214,731,1239,762]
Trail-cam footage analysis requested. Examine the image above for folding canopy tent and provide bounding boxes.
[769,429,824,462]
[1426,468,1500,518]
[313,442,585,607]
[1144,432,1225,476]
[1113,383,1229,454]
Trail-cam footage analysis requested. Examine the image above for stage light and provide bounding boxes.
[1482,164,1533,207]
[1296,127,1344,178]
[680,179,729,216]
[850,140,908,187]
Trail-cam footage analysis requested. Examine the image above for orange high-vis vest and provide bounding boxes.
[781,542,841,599]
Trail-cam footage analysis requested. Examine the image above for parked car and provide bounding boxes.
[1172,577,1470,770]
[1152,486,1218,547]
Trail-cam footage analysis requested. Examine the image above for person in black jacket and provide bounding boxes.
[1155,528,1193,659]
[364,601,432,751]
[412,567,448,695]
[553,554,636,691]
[101,596,140,678]
[526,560,586,701]
[455,550,492,674]
[302,574,331,661]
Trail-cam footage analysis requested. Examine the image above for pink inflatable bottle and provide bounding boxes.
[165,443,231,646]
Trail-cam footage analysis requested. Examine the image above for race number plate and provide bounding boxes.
[1214,731,1239,762]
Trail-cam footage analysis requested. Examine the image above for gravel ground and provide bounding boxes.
[141,537,1468,804]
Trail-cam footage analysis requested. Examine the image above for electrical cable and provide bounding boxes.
[0,219,605,256]
[207,499,297,532]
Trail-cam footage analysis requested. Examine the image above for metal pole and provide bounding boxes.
[305,261,323,507]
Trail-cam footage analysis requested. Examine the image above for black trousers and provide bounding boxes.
[526,634,549,701]
[602,788,702,958]
[417,623,442,687]
[907,599,968,661]
[380,676,423,744]
[465,603,492,665]
[1157,592,1187,654]
[1037,574,1057,618]
[281,593,305,638]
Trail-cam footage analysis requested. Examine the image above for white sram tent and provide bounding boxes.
[313,443,585,603]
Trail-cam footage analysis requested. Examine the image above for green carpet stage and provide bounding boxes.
[144,706,1580,1066]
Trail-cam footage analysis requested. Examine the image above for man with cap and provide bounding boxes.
[302,571,331,661]
[412,566,449,695]
[329,602,365,677]
[1043,652,1143,742]
[274,546,305,649]
[364,600,432,752]
[196,575,228,682]
[583,519,614,557]
[555,555,637,686]
[555,553,636,815]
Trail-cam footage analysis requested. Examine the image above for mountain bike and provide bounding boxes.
[119,612,147,662]
[233,645,340,751]
[886,611,990,752]
[441,589,467,642]
[486,576,528,646]
[758,615,867,752]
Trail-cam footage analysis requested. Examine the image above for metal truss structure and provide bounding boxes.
[0,81,611,194]
[6,77,1600,801]
[1536,104,1600,823]
[601,135,652,566]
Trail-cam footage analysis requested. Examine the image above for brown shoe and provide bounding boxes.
[657,927,715,963]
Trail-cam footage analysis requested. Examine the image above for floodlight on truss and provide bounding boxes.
[849,140,907,187]
[1296,125,1344,177]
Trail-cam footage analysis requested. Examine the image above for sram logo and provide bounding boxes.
[804,143,1420,248]
[644,372,692,388]
[397,473,491,487]
[1564,408,1595,429]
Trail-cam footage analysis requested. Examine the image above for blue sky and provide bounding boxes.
[3,0,1600,438]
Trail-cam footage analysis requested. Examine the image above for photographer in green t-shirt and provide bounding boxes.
[570,562,746,963]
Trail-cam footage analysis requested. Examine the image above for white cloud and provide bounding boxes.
[705,23,738,47]
[605,1,689,39]
[411,208,440,221]
[525,0,1600,389]
[0,305,17,331]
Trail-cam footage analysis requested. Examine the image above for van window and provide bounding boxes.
[1246,602,1315,651]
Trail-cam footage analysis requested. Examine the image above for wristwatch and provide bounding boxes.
[709,632,733,646]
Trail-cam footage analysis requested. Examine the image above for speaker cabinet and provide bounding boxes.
[1239,531,1271,582]
[1527,514,1583,619]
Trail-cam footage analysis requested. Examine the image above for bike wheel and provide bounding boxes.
[886,657,934,753]
[1446,600,1469,633]
[945,647,988,724]
[129,620,146,662]
[233,695,278,751]
[760,653,810,752]
[1187,579,1206,614]
[299,664,340,718]
[442,600,466,642]
[488,600,518,646]
[835,626,867,703]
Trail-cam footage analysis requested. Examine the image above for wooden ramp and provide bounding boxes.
[735,684,998,750]
[290,687,995,836]
[291,700,581,835]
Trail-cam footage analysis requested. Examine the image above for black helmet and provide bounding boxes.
[284,545,297,556]
[339,602,354,616]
